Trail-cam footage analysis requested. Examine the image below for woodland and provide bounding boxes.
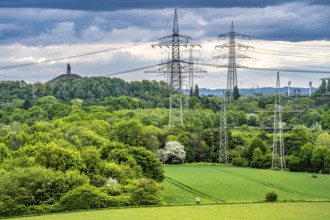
[0,77,329,217]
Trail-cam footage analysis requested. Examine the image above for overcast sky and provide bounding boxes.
[0,0,329,89]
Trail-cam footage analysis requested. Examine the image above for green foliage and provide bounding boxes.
[103,96,144,110]
[246,138,268,161]
[0,195,27,217]
[131,178,164,205]
[316,79,327,94]
[35,143,84,172]
[81,146,102,176]
[100,162,121,179]
[233,85,240,101]
[59,185,110,210]
[311,146,328,172]
[321,112,330,130]
[0,143,10,163]
[285,155,301,172]
[99,141,125,160]
[232,157,249,167]
[299,143,315,171]
[316,132,330,149]
[112,119,144,146]
[0,166,88,207]
[142,125,162,152]
[265,189,278,202]
[285,127,310,156]
[129,147,164,182]
[193,84,200,97]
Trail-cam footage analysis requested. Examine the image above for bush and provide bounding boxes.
[232,157,249,167]
[311,173,318,178]
[131,178,164,205]
[0,167,88,207]
[59,185,130,211]
[265,189,278,202]
[101,162,121,179]
[90,175,108,187]
[0,195,27,217]
[59,185,110,211]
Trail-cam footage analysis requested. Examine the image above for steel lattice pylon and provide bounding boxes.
[219,90,229,163]
[272,72,286,170]
[214,22,253,103]
[147,9,204,126]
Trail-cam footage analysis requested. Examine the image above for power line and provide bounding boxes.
[0,41,152,70]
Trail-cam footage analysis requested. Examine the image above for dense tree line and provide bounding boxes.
[0,77,171,107]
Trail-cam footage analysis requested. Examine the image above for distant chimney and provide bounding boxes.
[67,63,71,74]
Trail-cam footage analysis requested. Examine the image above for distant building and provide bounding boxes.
[47,63,82,83]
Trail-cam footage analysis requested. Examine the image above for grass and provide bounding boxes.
[10,202,330,220]
[162,164,330,204]
[7,165,330,220]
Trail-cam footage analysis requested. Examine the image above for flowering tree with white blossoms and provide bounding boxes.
[157,141,186,164]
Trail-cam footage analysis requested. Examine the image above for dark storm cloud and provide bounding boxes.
[1,0,330,11]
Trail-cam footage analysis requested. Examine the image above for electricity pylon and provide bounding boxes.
[272,72,286,170]
[182,48,206,93]
[181,48,206,109]
[147,9,204,126]
[214,21,253,103]
[219,90,229,163]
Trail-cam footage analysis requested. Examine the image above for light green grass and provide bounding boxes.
[10,202,330,220]
[163,165,330,204]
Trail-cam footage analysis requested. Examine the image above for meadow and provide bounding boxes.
[163,164,330,204]
[8,165,330,220]
[10,203,330,220]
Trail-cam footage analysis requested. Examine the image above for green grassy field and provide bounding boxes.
[163,164,330,204]
[10,202,330,220]
[7,165,330,220]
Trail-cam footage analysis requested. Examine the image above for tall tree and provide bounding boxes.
[233,85,240,101]
[194,84,199,97]
[318,79,326,94]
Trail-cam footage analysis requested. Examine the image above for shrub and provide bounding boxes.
[0,167,88,207]
[232,157,249,167]
[265,189,278,202]
[311,173,318,178]
[129,146,164,182]
[59,185,130,211]
[90,175,108,187]
[101,162,121,179]
[130,178,164,205]
[59,185,110,211]
[0,195,27,217]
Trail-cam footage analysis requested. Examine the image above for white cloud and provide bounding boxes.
[0,5,329,89]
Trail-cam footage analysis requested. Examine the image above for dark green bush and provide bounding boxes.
[0,195,27,217]
[90,175,108,187]
[59,185,130,211]
[59,185,110,210]
[265,189,278,202]
[130,178,164,205]
[0,167,88,206]
[232,157,249,167]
